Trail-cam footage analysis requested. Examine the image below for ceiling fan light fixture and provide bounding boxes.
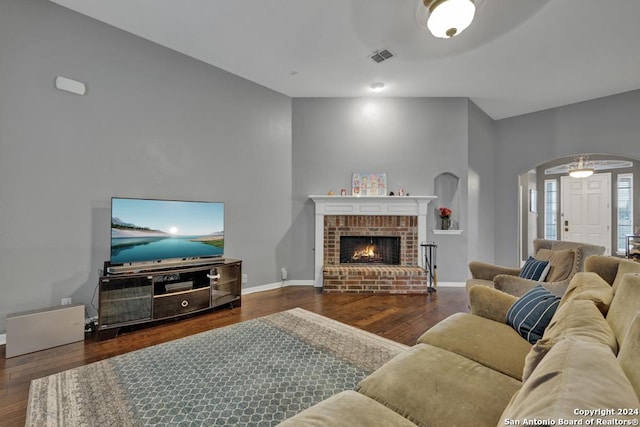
[568,155,595,178]
[424,0,476,39]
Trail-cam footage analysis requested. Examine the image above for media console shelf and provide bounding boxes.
[97,258,241,340]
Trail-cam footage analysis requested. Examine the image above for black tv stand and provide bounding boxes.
[105,257,225,275]
[97,258,242,340]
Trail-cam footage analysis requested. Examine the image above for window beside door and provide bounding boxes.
[617,173,634,254]
[544,179,558,240]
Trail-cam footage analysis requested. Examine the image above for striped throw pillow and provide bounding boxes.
[519,256,551,281]
[507,285,561,344]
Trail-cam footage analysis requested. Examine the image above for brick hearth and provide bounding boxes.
[323,265,429,294]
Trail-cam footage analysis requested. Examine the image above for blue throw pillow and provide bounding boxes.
[519,256,551,281]
[506,285,561,344]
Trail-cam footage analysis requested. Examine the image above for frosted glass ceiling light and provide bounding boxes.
[569,155,595,178]
[424,0,476,38]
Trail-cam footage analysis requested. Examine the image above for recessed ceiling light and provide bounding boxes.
[370,82,385,92]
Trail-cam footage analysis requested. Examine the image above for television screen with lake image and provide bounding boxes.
[110,198,224,264]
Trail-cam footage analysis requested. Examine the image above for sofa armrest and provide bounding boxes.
[468,261,521,281]
[494,275,570,298]
[493,275,540,297]
[469,285,518,323]
[585,255,624,286]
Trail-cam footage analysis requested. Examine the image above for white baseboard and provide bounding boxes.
[436,282,466,288]
[242,280,314,295]
[241,280,464,295]
[0,333,6,346]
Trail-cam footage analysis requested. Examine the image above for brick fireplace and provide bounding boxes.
[310,195,436,294]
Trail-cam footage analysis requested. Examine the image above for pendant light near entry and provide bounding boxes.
[568,155,595,178]
[423,0,476,38]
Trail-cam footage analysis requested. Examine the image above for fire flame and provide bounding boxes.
[353,245,377,259]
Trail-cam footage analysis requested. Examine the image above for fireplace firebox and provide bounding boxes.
[340,236,400,265]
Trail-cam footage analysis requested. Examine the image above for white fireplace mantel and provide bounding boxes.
[310,195,437,287]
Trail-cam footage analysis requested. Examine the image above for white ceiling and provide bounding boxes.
[49,0,640,119]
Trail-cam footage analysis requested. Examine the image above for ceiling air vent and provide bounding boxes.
[369,49,394,63]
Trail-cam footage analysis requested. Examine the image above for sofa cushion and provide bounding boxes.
[522,299,618,381]
[607,273,640,348]
[418,312,530,381]
[535,248,574,282]
[611,258,640,293]
[276,390,418,427]
[506,285,560,344]
[499,339,640,425]
[559,272,613,315]
[618,312,640,398]
[356,344,521,427]
[519,256,550,281]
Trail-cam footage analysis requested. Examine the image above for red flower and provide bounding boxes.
[438,207,452,218]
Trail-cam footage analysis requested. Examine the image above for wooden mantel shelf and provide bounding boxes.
[309,194,438,203]
[433,229,464,235]
[309,195,437,200]
[309,195,437,216]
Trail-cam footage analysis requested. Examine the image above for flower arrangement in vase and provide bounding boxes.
[438,207,452,230]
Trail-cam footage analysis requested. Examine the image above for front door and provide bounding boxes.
[560,173,611,254]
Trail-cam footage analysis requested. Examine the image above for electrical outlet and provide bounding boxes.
[281,268,288,280]
[242,274,248,284]
[61,297,72,305]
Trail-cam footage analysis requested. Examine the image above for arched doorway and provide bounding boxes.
[518,153,638,262]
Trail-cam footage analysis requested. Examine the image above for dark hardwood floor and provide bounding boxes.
[0,286,468,426]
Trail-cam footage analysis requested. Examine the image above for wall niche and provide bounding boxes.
[434,172,460,231]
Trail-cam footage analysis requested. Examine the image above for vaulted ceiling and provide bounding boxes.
[49,0,640,119]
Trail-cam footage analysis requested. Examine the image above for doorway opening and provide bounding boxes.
[518,154,638,262]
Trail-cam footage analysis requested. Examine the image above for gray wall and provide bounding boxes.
[290,97,471,282]
[467,101,497,264]
[494,89,640,266]
[0,0,292,332]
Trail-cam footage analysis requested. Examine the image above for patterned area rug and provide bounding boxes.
[27,308,408,426]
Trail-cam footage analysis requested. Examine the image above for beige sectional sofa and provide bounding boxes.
[279,256,640,427]
[466,238,606,297]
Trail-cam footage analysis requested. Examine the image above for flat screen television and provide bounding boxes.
[110,197,224,265]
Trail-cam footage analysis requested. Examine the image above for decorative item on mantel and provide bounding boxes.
[351,172,387,196]
[438,207,452,230]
